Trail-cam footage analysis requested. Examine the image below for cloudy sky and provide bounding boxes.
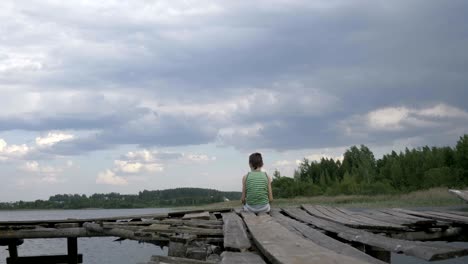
[1,0,467,201]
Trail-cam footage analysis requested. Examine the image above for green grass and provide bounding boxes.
[179,187,467,211]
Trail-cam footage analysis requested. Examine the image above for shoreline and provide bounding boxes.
[1,188,466,212]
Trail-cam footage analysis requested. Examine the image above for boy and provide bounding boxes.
[241,152,273,213]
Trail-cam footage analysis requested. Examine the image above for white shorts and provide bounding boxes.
[243,203,270,214]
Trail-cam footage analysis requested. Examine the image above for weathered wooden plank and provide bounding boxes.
[332,207,407,230]
[222,212,251,251]
[376,209,437,225]
[183,212,211,220]
[84,222,169,242]
[355,209,419,227]
[305,205,381,229]
[240,212,367,264]
[270,209,385,264]
[141,225,223,236]
[221,252,266,264]
[168,208,232,218]
[393,208,468,225]
[0,213,168,226]
[286,206,468,261]
[445,210,468,217]
[0,227,106,239]
[423,211,468,223]
[449,189,468,202]
[103,219,223,229]
[314,206,405,230]
[150,255,216,263]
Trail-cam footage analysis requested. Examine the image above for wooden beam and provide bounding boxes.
[0,227,106,239]
[240,212,367,264]
[67,237,78,264]
[221,212,251,251]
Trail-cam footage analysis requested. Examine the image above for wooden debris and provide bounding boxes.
[241,212,367,264]
[222,212,251,251]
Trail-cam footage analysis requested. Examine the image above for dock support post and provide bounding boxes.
[365,246,391,263]
[8,243,18,259]
[67,237,78,264]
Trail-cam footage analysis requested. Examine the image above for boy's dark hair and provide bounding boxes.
[249,152,264,170]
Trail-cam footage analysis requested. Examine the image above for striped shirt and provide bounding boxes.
[245,171,269,206]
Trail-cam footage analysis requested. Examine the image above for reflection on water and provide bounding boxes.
[0,209,170,264]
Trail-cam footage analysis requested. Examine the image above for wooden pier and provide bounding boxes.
[1,206,467,264]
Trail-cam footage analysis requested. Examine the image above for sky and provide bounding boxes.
[0,0,467,201]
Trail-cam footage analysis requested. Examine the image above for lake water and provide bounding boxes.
[0,208,170,264]
[1,208,467,264]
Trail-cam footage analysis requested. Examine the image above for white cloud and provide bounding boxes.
[367,107,409,130]
[114,160,164,173]
[185,154,216,162]
[96,170,128,186]
[416,104,468,119]
[35,132,74,147]
[0,53,43,73]
[0,139,30,161]
[19,161,63,175]
[342,103,468,136]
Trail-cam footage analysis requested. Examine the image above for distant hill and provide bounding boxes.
[0,187,241,210]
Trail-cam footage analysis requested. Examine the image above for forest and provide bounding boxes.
[0,188,241,210]
[1,135,467,209]
[272,135,468,198]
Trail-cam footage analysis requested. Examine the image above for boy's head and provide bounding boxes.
[249,152,263,170]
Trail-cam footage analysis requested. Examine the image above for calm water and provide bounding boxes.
[0,209,170,264]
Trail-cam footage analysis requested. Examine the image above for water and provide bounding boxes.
[0,208,170,264]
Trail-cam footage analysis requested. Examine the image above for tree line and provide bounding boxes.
[0,188,241,210]
[272,135,468,198]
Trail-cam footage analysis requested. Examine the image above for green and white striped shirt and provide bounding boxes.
[245,171,269,206]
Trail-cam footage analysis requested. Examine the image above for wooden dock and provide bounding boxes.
[1,206,467,264]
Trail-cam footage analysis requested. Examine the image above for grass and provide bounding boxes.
[179,187,467,211]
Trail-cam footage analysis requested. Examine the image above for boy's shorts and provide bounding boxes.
[243,203,270,214]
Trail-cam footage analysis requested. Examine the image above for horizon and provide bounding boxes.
[1,0,467,201]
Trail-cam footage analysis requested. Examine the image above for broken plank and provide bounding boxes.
[183,212,211,220]
[270,209,385,264]
[221,252,266,264]
[240,211,367,264]
[222,212,251,251]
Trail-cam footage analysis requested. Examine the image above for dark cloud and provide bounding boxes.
[1,0,467,153]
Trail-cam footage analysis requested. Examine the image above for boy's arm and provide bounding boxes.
[267,175,274,202]
[241,175,247,204]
